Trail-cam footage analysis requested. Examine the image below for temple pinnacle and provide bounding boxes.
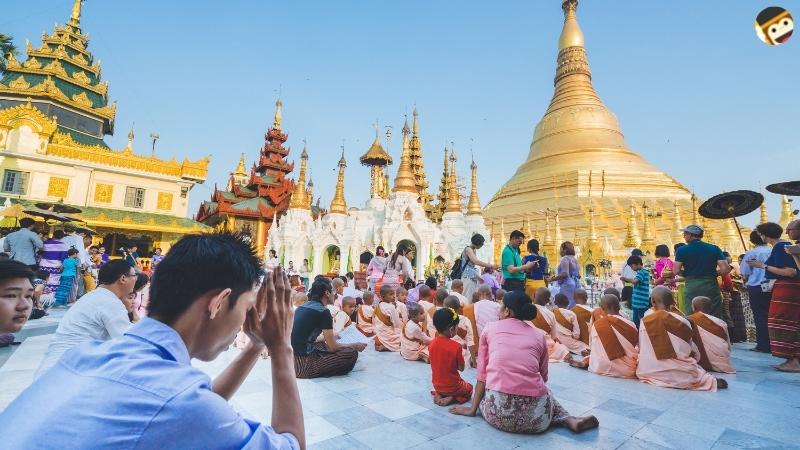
[392,121,417,194]
[289,144,309,210]
[329,149,347,214]
[466,158,481,215]
[69,0,83,27]
[273,97,283,130]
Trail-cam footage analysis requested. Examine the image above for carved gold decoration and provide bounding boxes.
[23,57,42,69]
[289,145,310,210]
[8,77,31,90]
[72,91,92,108]
[157,192,174,211]
[72,70,90,84]
[94,183,113,203]
[71,52,89,66]
[5,53,21,69]
[47,176,70,198]
[466,159,481,215]
[44,59,68,77]
[53,44,68,58]
[329,151,347,214]
[0,101,58,136]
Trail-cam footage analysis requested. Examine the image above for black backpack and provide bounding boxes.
[449,249,468,280]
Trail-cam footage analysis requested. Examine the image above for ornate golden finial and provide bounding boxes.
[289,143,309,210]
[273,96,283,130]
[393,122,417,194]
[306,176,314,209]
[623,203,641,248]
[466,158,481,215]
[234,153,247,176]
[445,148,461,213]
[126,126,134,150]
[778,195,795,230]
[69,0,84,27]
[672,201,684,245]
[412,107,420,136]
[559,1,584,51]
[329,147,348,214]
[641,203,655,254]
[587,204,598,243]
[402,114,410,135]
[544,210,554,246]
[553,209,563,246]
[524,215,533,238]
[759,202,769,224]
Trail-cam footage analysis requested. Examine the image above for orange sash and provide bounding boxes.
[403,322,422,343]
[687,312,728,371]
[571,306,592,344]
[594,315,638,360]
[456,324,468,340]
[670,305,685,317]
[553,308,572,331]
[357,305,372,324]
[643,310,692,360]
[373,303,393,327]
[463,304,479,347]
[531,309,552,334]
[591,308,606,323]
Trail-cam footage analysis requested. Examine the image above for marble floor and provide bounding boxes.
[2,315,799,449]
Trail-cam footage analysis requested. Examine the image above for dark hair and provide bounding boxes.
[627,255,643,266]
[35,269,50,281]
[133,273,150,292]
[502,290,536,321]
[0,260,35,284]
[654,244,670,258]
[309,277,333,302]
[376,246,385,255]
[673,242,686,253]
[390,243,408,269]
[53,230,65,239]
[346,272,354,279]
[19,217,35,228]
[89,245,99,251]
[470,234,485,247]
[749,230,765,246]
[425,276,437,290]
[561,241,576,256]
[527,239,540,254]
[147,232,261,323]
[756,222,783,240]
[631,248,644,257]
[722,251,731,258]
[67,248,79,256]
[269,249,277,257]
[510,230,525,240]
[433,307,460,333]
[98,259,134,284]
[154,247,162,252]
[553,293,569,307]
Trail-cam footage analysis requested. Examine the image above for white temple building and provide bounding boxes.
[267,114,493,280]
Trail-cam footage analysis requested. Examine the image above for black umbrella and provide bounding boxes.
[699,190,763,249]
[35,201,82,215]
[22,207,75,222]
[766,181,800,197]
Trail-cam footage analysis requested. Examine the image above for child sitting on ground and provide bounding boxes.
[373,285,403,352]
[429,308,473,406]
[396,286,409,323]
[495,288,506,304]
[444,295,477,368]
[401,303,433,363]
[357,291,375,337]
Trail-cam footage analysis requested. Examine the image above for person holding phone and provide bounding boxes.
[523,239,548,299]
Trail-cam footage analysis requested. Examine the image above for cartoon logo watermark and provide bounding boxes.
[755,7,793,45]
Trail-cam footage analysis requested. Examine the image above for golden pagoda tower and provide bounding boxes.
[445,150,462,212]
[586,205,599,254]
[329,150,348,214]
[543,210,555,259]
[760,202,769,224]
[393,123,417,194]
[641,203,655,255]
[408,109,433,212]
[524,215,533,238]
[359,127,393,200]
[227,153,249,190]
[466,158,482,215]
[554,209,564,247]
[623,204,641,249]
[671,201,684,246]
[433,146,451,221]
[482,0,724,263]
[288,145,309,210]
[778,195,795,230]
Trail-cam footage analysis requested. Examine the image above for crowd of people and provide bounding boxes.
[0,216,798,447]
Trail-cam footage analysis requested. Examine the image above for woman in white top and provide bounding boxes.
[379,244,415,296]
[459,234,496,301]
[366,246,388,290]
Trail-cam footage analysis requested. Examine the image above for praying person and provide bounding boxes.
[331,277,345,307]
[401,303,432,363]
[687,296,735,373]
[0,260,34,334]
[636,286,725,391]
[445,295,477,367]
[552,293,590,356]
[373,285,403,352]
[569,294,639,379]
[531,287,570,362]
[570,288,592,345]
[429,308,473,406]
[356,292,375,336]
[2,233,306,449]
[450,290,599,434]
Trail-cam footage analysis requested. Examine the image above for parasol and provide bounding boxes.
[698,190,763,249]
[35,201,83,215]
[0,203,33,226]
[766,181,800,197]
[22,207,75,222]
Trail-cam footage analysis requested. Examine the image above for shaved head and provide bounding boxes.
[599,294,620,314]
[435,288,449,306]
[476,285,492,300]
[553,293,569,308]
[534,287,550,306]
[602,287,620,300]
[341,296,357,307]
[418,285,432,300]
[691,296,712,314]
[451,279,464,293]
[444,295,461,310]
[574,289,588,305]
[650,286,674,310]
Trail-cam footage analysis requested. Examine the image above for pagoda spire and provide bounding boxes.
[671,201,684,245]
[554,209,564,246]
[69,0,83,28]
[445,149,461,212]
[587,204,598,245]
[306,177,314,209]
[392,120,417,194]
[273,97,283,130]
[544,210,554,247]
[641,203,655,254]
[623,203,641,248]
[234,153,247,177]
[289,145,309,210]
[466,158,482,215]
[778,195,795,229]
[434,145,450,220]
[760,202,769,224]
[524,215,533,238]
[126,127,134,150]
[408,108,433,212]
[329,148,348,214]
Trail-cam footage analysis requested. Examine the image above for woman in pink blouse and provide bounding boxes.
[653,244,676,289]
[449,290,599,434]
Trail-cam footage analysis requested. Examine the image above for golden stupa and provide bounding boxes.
[484,0,740,266]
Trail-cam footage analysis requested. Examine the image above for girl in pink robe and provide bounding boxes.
[373,287,403,352]
[401,304,432,362]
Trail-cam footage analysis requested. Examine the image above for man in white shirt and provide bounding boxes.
[739,230,774,352]
[36,260,137,377]
[61,223,90,266]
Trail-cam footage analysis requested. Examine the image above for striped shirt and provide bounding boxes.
[631,268,651,309]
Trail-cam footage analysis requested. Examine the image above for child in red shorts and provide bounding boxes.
[429,307,473,406]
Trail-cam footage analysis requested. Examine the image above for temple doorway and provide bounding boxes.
[397,239,418,269]
[322,245,341,275]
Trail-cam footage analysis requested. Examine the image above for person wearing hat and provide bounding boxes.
[673,225,731,319]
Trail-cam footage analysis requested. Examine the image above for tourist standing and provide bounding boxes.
[653,244,676,289]
[264,249,279,271]
[747,221,800,372]
[500,230,533,293]
[458,234,495,301]
[673,225,731,319]
[151,247,165,271]
[550,242,581,308]
[740,230,772,352]
[2,218,43,270]
[380,243,415,294]
[53,249,80,307]
[523,239,548,299]
[299,258,310,290]
[366,246,388,290]
[39,230,68,302]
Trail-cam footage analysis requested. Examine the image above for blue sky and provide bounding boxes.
[3,0,798,226]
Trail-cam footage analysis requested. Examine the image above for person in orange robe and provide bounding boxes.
[531,287,570,362]
[445,296,477,367]
[401,303,432,362]
[636,287,727,391]
[424,288,448,338]
[553,293,590,355]
[571,289,592,345]
[568,294,639,379]
[396,287,409,323]
[373,285,403,352]
[687,296,736,374]
[356,292,376,337]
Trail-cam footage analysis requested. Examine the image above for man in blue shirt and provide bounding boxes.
[673,224,731,319]
[0,233,304,449]
[740,230,773,352]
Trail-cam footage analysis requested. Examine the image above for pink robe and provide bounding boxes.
[400,320,431,361]
[531,304,570,362]
[554,308,590,354]
[637,311,718,391]
[453,314,476,364]
[357,304,375,336]
[396,302,409,324]
[373,302,402,352]
[692,312,736,374]
[325,305,352,338]
[473,299,501,337]
[588,315,639,379]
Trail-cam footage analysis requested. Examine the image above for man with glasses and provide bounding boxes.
[35,260,138,377]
